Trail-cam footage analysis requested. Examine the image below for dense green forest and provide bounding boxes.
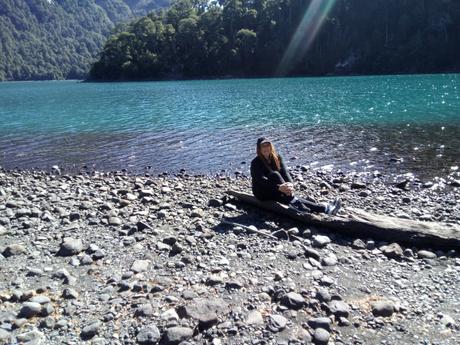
[0,0,169,81]
[90,0,460,80]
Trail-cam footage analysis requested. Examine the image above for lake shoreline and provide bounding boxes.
[82,70,460,83]
[1,167,459,344]
[1,70,459,83]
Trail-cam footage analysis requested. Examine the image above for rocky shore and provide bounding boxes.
[0,166,459,345]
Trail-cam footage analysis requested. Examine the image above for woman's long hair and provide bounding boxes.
[257,142,281,171]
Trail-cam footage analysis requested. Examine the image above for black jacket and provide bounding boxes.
[250,154,293,199]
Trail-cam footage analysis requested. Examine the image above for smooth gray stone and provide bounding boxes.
[26,268,44,277]
[131,259,150,273]
[246,310,264,326]
[3,244,27,257]
[351,182,367,189]
[304,247,321,260]
[352,239,366,249]
[267,314,287,332]
[382,243,403,259]
[52,268,76,285]
[316,288,331,302]
[366,240,376,250]
[0,310,16,323]
[417,250,437,259]
[225,280,244,290]
[80,320,102,339]
[16,329,44,344]
[62,288,79,299]
[19,302,42,319]
[178,298,229,329]
[57,238,84,256]
[327,300,350,318]
[321,253,338,266]
[29,295,51,304]
[280,292,305,310]
[440,314,456,328]
[371,300,395,317]
[135,304,154,317]
[358,190,370,197]
[403,248,414,257]
[40,304,54,317]
[54,319,68,329]
[308,317,332,330]
[80,254,93,265]
[5,200,19,208]
[312,235,331,248]
[80,201,93,210]
[108,217,122,225]
[0,329,10,342]
[136,324,161,344]
[14,318,28,328]
[15,208,31,218]
[320,276,335,286]
[170,242,183,255]
[206,275,224,286]
[190,208,204,218]
[39,317,55,329]
[89,337,107,345]
[208,198,223,207]
[162,326,193,345]
[160,309,180,322]
[69,212,81,221]
[313,328,330,344]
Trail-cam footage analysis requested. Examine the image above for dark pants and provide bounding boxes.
[255,171,326,213]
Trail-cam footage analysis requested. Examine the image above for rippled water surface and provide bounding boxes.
[0,74,459,179]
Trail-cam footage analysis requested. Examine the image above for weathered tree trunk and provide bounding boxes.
[227,190,460,249]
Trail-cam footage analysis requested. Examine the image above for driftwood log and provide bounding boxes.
[227,190,460,249]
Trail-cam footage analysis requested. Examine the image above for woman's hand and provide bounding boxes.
[279,183,294,196]
[285,182,294,189]
[286,182,295,196]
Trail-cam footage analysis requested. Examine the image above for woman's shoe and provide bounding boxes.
[326,197,342,215]
[332,197,342,215]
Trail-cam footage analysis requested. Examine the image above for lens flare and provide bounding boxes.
[276,0,337,76]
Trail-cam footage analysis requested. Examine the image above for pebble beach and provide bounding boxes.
[0,166,459,345]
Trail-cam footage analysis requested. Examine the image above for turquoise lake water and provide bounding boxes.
[0,74,459,179]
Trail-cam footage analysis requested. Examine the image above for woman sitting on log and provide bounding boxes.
[250,137,341,215]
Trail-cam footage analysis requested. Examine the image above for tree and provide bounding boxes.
[0,0,170,81]
[89,0,460,80]
[235,28,257,72]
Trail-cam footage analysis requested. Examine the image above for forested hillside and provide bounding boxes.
[90,0,460,81]
[0,0,169,81]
